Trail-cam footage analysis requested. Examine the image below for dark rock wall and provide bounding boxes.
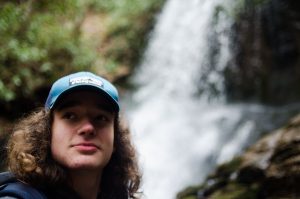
[224,0,300,105]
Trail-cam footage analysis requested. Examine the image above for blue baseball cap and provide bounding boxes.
[45,71,120,112]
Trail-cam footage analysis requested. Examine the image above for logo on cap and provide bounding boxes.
[69,76,103,87]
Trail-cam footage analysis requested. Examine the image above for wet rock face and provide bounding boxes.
[267,115,300,177]
[240,115,300,198]
[260,116,300,198]
[177,114,300,199]
[224,0,300,105]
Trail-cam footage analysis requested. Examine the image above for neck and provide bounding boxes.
[69,170,102,199]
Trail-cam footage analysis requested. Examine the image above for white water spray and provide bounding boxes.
[122,0,298,198]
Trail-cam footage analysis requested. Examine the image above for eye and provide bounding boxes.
[62,112,77,120]
[94,114,109,123]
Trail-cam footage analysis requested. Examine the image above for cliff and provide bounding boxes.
[177,113,300,199]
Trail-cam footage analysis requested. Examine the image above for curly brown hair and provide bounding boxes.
[7,108,142,199]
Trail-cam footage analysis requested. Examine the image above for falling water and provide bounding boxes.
[122,0,299,198]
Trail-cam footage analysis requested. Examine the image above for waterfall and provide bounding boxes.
[122,0,299,198]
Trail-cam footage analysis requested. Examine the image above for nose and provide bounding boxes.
[78,119,96,136]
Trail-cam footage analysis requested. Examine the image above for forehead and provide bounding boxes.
[54,90,115,112]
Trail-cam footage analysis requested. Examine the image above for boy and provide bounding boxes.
[0,71,141,199]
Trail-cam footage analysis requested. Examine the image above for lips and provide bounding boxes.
[72,142,100,152]
[75,143,99,148]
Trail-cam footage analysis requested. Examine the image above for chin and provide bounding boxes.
[69,158,108,170]
[69,161,100,169]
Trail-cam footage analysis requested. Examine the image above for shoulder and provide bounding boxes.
[0,172,46,199]
[0,172,15,185]
[0,173,19,198]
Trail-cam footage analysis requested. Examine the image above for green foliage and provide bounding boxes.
[176,185,204,199]
[179,196,197,199]
[214,157,242,178]
[0,0,165,104]
[91,0,165,68]
[0,1,96,102]
[210,183,259,199]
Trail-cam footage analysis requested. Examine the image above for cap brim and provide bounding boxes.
[51,85,120,112]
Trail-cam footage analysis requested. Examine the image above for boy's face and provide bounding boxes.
[51,90,115,173]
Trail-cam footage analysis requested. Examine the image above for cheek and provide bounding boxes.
[51,120,62,144]
[107,126,115,147]
[51,119,68,159]
[51,127,61,158]
[100,127,115,155]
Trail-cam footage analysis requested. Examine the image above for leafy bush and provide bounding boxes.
[0,1,95,101]
[0,0,165,105]
[90,0,165,71]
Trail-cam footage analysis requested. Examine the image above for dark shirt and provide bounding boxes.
[0,172,81,199]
